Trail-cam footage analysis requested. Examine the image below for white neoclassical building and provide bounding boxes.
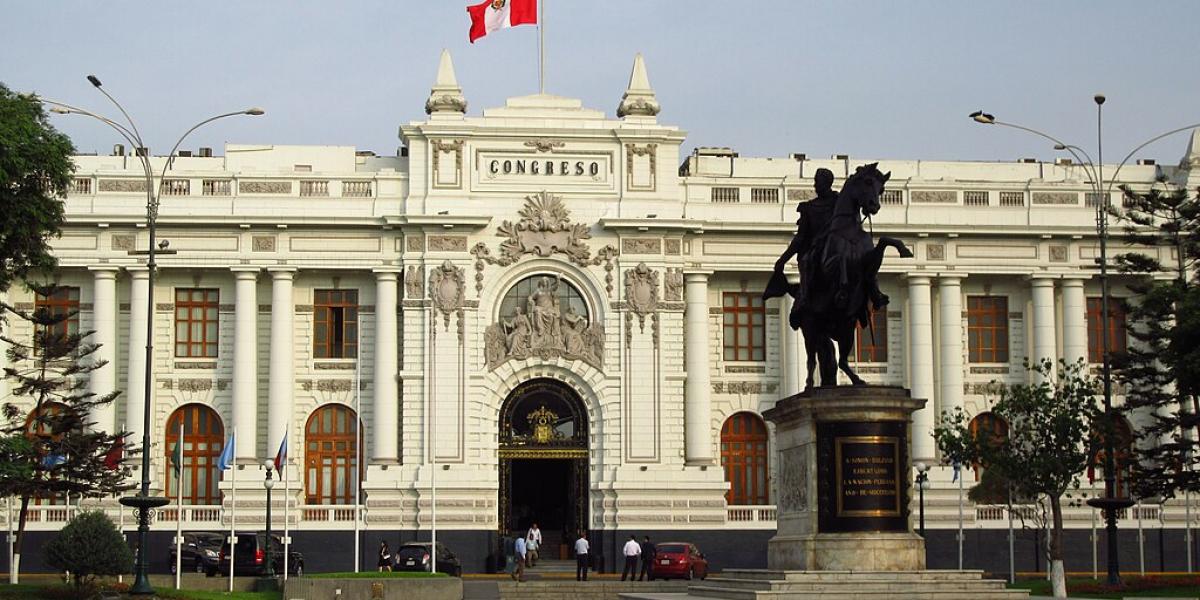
[5,51,1200,573]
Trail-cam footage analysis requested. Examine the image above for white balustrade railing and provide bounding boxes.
[727,505,777,528]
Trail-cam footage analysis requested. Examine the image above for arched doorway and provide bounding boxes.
[720,412,770,505]
[164,404,224,505]
[304,404,364,505]
[499,378,589,555]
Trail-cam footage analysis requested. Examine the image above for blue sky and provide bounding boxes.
[4,1,1199,164]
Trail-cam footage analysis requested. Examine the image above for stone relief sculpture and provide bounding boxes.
[428,260,465,329]
[405,265,424,299]
[624,262,660,332]
[483,276,605,371]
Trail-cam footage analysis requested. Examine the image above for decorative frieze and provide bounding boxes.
[407,236,425,252]
[1049,245,1069,262]
[926,244,945,261]
[969,366,1010,375]
[664,268,683,301]
[622,238,662,255]
[1032,192,1078,205]
[239,181,292,194]
[252,236,277,252]
[911,190,956,204]
[98,179,147,193]
[174,361,217,370]
[664,239,681,255]
[711,381,779,395]
[314,362,357,370]
[111,235,135,251]
[405,266,424,299]
[428,235,467,252]
[523,139,564,152]
[725,365,765,374]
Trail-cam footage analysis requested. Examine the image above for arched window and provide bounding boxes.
[721,412,769,505]
[1089,416,1134,498]
[165,404,224,505]
[305,404,363,505]
[498,274,589,322]
[25,402,71,505]
[968,412,1009,482]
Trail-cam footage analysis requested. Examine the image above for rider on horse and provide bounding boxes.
[764,168,838,327]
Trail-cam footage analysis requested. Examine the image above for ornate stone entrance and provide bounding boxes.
[499,378,589,554]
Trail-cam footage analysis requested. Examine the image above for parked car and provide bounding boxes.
[648,542,708,581]
[168,531,223,574]
[393,541,462,576]
[211,531,304,577]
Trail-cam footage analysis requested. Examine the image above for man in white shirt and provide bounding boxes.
[621,534,642,581]
[574,531,590,581]
[526,522,542,567]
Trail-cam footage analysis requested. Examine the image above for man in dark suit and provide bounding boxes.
[637,535,656,581]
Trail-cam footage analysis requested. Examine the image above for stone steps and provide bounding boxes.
[618,570,1028,600]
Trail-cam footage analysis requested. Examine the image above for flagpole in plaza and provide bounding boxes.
[174,419,184,590]
[280,431,290,581]
[222,427,237,593]
[354,336,362,572]
[5,497,12,584]
[538,0,545,94]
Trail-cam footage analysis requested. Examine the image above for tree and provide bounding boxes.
[45,511,133,598]
[1110,181,1200,500]
[0,83,73,293]
[935,360,1098,599]
[0,283,132,582]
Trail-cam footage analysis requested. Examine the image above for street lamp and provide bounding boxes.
[970,99,1200,585]
[915,462,931,537]
[263,460,276,579]
[43,76,263,595]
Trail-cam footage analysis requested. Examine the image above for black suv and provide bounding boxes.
[168,531,223,574]
[394,541,462,576]
[211,531,304,577]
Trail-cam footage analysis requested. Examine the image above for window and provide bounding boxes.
[1087,297,1127,363]
[165,404,224,505]
[968,412,1008,481]
[880,190,904,205]
[24,402,70,505]
[711,187,740,203]
[722,293,765,361]
[721,412,769,505]
[999,192,1025,207]
[967,296,1009,363]
[314,290,358,359]
[964,191,989,206]
[1088,416,1133,498]
[750,188,779,203]
[35,286,81,341]
[175,289,219,358]
[305,405,362,505]
[855,309,888,363]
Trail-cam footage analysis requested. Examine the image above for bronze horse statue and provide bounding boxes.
[766,163,912,388]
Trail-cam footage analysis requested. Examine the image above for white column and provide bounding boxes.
[779,292,803,398]
[125,268,150,453]
[89,267,118,433]
[267,269,295,458]
[0,291,8,410]
[232,268,259,460]
[684,272,714,465]
[373,269,400,463]
[937,275,966,421]
[1030,276,1057,380]
[906,275,936,460]
[1061,278,1088,368]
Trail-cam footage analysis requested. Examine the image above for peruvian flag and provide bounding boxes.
[468,0,537,43]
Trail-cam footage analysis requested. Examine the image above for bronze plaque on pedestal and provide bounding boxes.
[817,421,909,532]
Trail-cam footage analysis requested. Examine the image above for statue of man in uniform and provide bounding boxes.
[764,168,839,327]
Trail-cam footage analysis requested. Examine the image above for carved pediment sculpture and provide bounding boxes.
[498,191,593,264]
[428,260,465,329]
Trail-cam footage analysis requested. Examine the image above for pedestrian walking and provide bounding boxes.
[512,534,527,581]
[526,522,542,567]
[621,535,642,581]
[638,535,656,581]
[574,531,590,581]
[377,540,392,572]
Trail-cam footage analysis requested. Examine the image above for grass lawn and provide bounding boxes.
[1011,574,1200,598]
[0,585,281,600]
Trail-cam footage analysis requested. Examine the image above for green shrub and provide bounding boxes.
[43,511,133,597]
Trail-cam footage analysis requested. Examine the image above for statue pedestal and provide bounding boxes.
[763,386,926,571]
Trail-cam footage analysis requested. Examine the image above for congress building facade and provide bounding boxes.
[6,52,1200,573]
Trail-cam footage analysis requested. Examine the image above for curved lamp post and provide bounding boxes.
[969,100,1199,585]
[914,462,931,537]
[43,76,262,595]
[263,461,276,579]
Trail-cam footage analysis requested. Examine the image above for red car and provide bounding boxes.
[648,542,709,580]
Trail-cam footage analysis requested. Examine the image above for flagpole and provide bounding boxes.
[282,431,290,581]
[957,465,964,570]
[229,426,236,594]
[354,342,361,573]
[175,419,183,589]
[538,0,545,94]
[6,497,12,585]
[117,422,124,585]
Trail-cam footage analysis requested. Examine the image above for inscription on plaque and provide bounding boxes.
[817,420,909,533]
[835,436,901,517]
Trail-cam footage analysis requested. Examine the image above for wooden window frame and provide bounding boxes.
[720,412,770,505]
[968,412,1009,481]
[967,296,1009,363]
[165,404,224,505]
[855,309,888,363]
[35,286,81,341]
[304,405,363,505]
[1086,297,1128,363]
[175,288,219,358]
[313,289,359,359]
[722,292,765,362]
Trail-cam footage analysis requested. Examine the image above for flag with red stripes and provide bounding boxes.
[468,0,537,43]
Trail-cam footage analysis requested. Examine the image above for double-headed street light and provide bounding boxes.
[44,76,263,595]
[263,461,276,579]
[970,99,1199,586]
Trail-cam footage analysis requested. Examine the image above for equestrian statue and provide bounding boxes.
[763,164,913,389]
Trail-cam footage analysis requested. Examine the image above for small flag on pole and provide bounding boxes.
[170,438,183,475]
[103,436,124,470]
[952,461,961,483]
[467,0,537,43]
[274,431,288,475]
[217,432,236,471]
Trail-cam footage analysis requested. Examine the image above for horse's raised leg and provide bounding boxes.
[836,326,866,386]
[879,235,914,258]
